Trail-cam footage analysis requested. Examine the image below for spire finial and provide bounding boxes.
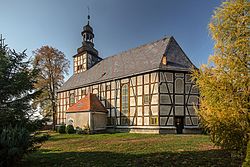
[0,34,5,47]
[87,6,90,25]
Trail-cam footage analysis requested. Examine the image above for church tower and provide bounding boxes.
[73,15,102,74]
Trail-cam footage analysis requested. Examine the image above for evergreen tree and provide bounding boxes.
[192,0,250,158]
[0,40,40,130]
[0,37,47,166]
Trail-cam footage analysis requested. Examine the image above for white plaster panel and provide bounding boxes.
[185,85,191,94]
[137,117,142,125]
[175,106,184,116]
[116,99,120,108]
[116,108,120,116]
[131,77,136,84]
[144,106,149,116]
[185,74,192,83]
[151,105,158,115]
[160,94,172,104]
[111,81,116,89]
[167,117,174,125]
[151,83,158,94]
[130,107,136,117]
[116,118,120,125]
[93,85,98,89]
[185,117,191,125]
[160,117,167,125]
[111,108,116,117]
[187,106,196,115]
[137,107,142,116]
[130,97,136,106]
[144,85,149,94]
[160,105,171,115]
[111,90,115,98]
[121,78,129,83]
[138,96,142,105]
[175,73,184,77]
[151,95,158,105]
[175,78,184,93]
[66,112,89,128]
[175,95,184,105]
[137,86,143,95]
[111,99,115,107]
[130,87,134,96]
[137,75,143,85]
[151,72,157,83]
[106,91,110,99]
[144,74,149,84]
[192,117,198,125]
[129,117,135,125]
[166,72,173,82]
[187,96,199,105]
[160,84,168,93]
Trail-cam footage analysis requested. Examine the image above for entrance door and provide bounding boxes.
[174,116,184,134]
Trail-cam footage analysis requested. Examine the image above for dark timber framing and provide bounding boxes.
[57,36,201,133]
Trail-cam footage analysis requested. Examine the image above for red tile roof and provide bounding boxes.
[66,93,107,113]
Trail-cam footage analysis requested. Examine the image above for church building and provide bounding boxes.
[56,16,200,134]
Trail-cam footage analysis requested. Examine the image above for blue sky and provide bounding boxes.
[1,0,222,77]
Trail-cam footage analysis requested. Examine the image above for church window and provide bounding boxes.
[175,78,184,93]
[150,117,158,125]
[121,84,129,114]
[144,94,150,104]
[69,93,75,106]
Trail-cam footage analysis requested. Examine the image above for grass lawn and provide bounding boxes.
[22,132,241,167]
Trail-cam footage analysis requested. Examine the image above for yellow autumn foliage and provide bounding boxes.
[192,0,250,157]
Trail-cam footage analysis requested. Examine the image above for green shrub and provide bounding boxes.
[0,126,31,166]
[58,124,66,134]
[243,140,250,167]
[75,127,84,134]
[66,125,75,134]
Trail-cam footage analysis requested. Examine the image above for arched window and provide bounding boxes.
[69,93,75,106]
[175,78,184,94]
[121,84,129,115]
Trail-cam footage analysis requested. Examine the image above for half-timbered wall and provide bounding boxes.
[57,72,159,126]
[159,71,199,127]
[74,53,87,74]
[57,71,199,129]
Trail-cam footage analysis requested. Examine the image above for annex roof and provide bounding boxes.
[66,93,107,113]
[58,36,195,92]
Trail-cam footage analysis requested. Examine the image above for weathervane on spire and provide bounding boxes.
[87,6,90,25]
[0,34,5,47]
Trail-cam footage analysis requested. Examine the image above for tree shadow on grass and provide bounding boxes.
[22,149,242,167]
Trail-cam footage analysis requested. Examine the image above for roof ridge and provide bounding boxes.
[102,36,171,61]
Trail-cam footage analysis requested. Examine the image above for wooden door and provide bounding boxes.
[174,116,184,134]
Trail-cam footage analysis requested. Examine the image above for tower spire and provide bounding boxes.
[73,6,101,74]
[87,6,90,25]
